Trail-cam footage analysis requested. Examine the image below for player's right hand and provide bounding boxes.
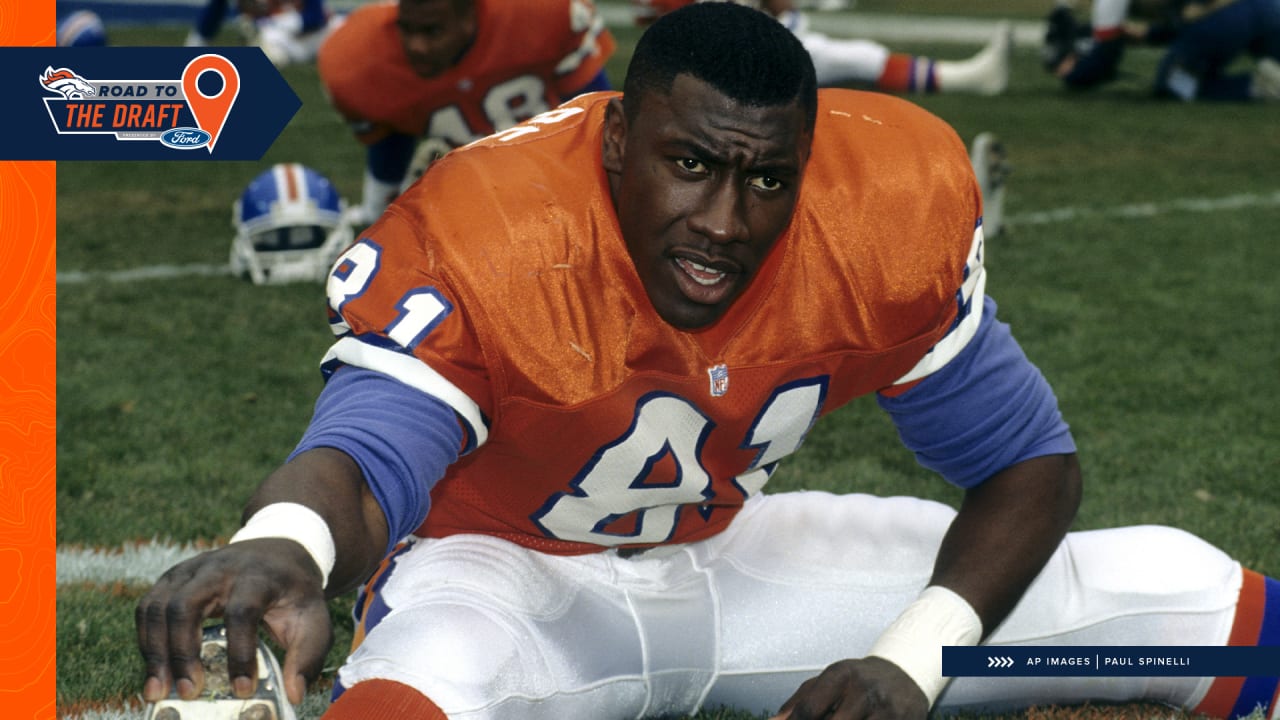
[768,657,929,720]
[136,537,334,706]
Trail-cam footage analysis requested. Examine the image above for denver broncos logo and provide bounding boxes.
[40,66,97,99]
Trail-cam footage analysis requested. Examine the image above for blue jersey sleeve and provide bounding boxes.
[289,365,463,555]
[877,297,1076,488]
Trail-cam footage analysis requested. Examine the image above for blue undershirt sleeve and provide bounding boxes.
[877,297,1076,489]
[288,365,463,556]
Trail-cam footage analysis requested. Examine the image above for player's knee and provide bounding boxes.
[341,603,540,712]
[1067,524,1236,594]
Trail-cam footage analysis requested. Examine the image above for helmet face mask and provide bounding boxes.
[231,163,354,285]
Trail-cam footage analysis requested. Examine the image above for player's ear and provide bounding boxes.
[601,97,627,175]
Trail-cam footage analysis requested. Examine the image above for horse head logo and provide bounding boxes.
[40,66,97,99]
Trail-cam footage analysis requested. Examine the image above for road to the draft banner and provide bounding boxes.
[0,46,299,160]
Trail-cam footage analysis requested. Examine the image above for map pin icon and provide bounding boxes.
[182,54,240,153]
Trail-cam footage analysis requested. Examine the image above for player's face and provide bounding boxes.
[396,0,476,78]
[603,74,811,330]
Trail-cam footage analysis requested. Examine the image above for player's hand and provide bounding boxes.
[135,538,334,706]
[769,657,930,720]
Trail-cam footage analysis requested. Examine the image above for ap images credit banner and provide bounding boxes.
[0,47,300,160]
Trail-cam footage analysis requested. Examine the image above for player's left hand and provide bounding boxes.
[768,657,929,720]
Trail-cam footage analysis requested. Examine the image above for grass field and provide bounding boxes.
[55,3,1279,719]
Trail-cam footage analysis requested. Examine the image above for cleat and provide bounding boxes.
[971,21,1014,96]
[936,21,1012,96]
[145,625,296,720]
[1251,58,1280,101]
[970,132,1011,239]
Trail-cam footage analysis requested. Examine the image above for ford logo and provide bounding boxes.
[159,127,211,150]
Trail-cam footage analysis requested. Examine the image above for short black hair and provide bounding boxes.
[622,2,818,131]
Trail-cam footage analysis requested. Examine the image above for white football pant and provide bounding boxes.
[336,491,1241,719]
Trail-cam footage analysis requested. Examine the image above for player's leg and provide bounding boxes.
[696,491,955,716]
[186,0,230,46]
[842,22,1010,96]
[321,534,716,719]
[254,1,341,66]
[942,525,1278,719]
[296,0,328,33]
[1154,0,1262,101]
[932,21,1013,96]
[691,491,1277,719]
[796,32,895,88]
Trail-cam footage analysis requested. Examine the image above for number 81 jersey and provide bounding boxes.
[323,90,985,556]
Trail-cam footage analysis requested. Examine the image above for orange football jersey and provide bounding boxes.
[316,0,616,147]
[323,89,984,555]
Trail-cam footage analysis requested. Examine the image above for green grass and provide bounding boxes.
[56,9,1279,720]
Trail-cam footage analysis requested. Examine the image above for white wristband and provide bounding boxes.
[867,585,983,707]
[229,502,337,589]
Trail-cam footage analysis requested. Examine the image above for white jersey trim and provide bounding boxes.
[322,336,490,448]
[892,224,987,386]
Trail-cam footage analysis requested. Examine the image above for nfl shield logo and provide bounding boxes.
[708,364,729,397]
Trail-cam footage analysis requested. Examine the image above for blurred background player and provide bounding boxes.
[634,0,1012,96]
[186,0,345,67]
[57,9,108,46]
[1043,0,1280,101]
[317,0,616,227]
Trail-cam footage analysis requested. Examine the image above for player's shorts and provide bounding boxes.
[335,490,1240,719]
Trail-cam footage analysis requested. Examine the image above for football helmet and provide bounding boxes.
[144,624,297,720]
[57,10,108,47]
[231,163,353,285]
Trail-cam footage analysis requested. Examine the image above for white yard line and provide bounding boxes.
[57,190,1280,285]
[56,263,232,285]
[56,540,211,585]
[1005,189,1280,226]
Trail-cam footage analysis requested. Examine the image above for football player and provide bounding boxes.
[316,0,616,228]
[1044,0,1280,101]
[634,0,1012,96]
[138,4,1278,720]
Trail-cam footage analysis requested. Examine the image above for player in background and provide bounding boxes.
[634,0,1012,96]
[1043,0,1280,101]
[138,4,1278,720]
[317,0,616,228]
[185,0,346,67]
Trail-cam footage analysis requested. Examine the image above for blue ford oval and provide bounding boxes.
[159,127,211,150]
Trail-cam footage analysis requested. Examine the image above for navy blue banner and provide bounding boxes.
[945,646,1280,677]
[1,47,300,160]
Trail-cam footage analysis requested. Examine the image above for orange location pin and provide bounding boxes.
[182,54,240,153]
